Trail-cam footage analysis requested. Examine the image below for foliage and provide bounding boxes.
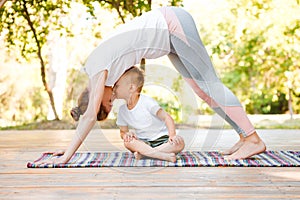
[210,0,300,114]
[0,0,73,120]
[82,0,183,23]
[159,99,182,122]
[0,0,184,126]
[0,0,71,61]
[142,82,183,123]
[63,68,89,119]
[0,65,49,126]
[1,0,300,128]
[0,75,14,119]
[151,96,182,123]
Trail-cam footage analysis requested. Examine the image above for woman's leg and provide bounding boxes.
[180,75,263,157]
[166,7,265,159]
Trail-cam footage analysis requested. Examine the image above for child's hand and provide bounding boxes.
[169,135,184,145]
[123,131,137,142]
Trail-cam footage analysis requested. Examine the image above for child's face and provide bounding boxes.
[102,86,113,113]
[113,75,131,99]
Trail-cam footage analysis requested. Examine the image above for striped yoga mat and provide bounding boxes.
[27,151,300,168]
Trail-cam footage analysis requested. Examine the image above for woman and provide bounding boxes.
[44,6,265,164]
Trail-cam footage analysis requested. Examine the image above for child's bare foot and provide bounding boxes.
[225,139,266,160]
[222,139,244,155]
[134,152,143,160]
[165,153,177,163]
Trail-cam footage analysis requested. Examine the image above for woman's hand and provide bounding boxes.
[34,150,69,166]
[43,149,65,156]
[123,131,137,142]
[34,153,70,166]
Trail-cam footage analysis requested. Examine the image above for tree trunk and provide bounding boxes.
[288,88,293,119]
[22,0,59,120]
[0,0,8,8]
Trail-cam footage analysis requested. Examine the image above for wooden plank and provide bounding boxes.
[1,129,300,200]
[1,186,300,200]
[1,168,300,187]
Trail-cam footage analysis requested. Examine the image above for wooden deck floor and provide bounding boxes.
[1,129,300,199]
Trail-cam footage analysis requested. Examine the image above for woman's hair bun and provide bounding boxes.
[70,107,81,121]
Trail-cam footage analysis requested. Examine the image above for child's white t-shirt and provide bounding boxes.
[116,94,169,141]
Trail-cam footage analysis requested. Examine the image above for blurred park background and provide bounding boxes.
[0,0,299,130]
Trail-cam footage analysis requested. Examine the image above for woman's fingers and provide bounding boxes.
[52,150,65,156]
[34,154,68,166]
[35,158,55,166]
[43,150,65,156]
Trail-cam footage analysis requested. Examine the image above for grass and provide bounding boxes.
[1,115,300,130]
[255,118,300,129]
[0,119,118,130]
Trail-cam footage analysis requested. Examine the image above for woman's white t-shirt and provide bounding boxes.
[116,94,169,141]
[83,8,170,86]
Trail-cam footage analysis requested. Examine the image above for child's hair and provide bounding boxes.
[70,88,109,121]
[123,66,144,93]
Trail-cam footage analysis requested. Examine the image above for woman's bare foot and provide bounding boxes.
[222,139,244,155]
[225,140,266,160]
[134,152,143,160]
[225,132,266,160]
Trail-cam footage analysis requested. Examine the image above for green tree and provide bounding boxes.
[83,0,183,21]
[1,0,184,124]
[82,0,183,70]
[210,0,300,114]
[0,0,72,120]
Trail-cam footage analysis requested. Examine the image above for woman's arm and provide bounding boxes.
[45,71,108,164]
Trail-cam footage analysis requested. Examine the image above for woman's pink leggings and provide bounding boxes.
[159,7,255,137]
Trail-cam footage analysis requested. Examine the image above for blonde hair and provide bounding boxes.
[123,66,145,93]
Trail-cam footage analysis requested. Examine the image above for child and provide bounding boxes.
[113,66,185,162]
